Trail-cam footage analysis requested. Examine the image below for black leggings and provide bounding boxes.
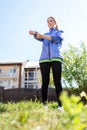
[39,61,62,106]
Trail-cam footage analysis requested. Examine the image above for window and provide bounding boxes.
[28,71,34,80]
[3,80,7,86]
[24,69,38,89]
[24,82,37,89]
[10,68,16,73]
[0,80,2,85]
[8,80,12,87]
[25,83,27,88]
[25,71,27,81]
[0,69,2,73]
[13,68,16,73]
[9,68,17,77]
[25,69,36,81]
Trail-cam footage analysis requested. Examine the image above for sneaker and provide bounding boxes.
[57,106,64,112]
[44,105,48,110]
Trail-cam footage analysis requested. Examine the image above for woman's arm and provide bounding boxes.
[29,30,63,43]
[29,30,51,40]
[36,33,51,40]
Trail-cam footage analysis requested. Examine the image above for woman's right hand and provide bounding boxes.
[29,30,36,35]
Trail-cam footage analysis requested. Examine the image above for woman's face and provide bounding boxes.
[47,17,56,29]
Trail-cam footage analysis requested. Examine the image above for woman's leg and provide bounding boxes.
[39,62,51,104]
[51,61,62,106]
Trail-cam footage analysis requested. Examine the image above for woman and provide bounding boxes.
[29,17,64,110]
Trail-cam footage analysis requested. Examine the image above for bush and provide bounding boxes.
[62,42,87,89]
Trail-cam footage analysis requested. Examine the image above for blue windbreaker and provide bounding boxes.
[34,28,64,62]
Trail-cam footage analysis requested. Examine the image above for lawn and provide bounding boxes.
[0,92,87,130]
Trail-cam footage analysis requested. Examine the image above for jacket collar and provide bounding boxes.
[49,28,56,32]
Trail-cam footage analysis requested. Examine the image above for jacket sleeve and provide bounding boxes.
[51,30,64,43]
[33,34,44,42]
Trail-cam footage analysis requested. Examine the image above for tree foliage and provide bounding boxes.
[62,42,87,89]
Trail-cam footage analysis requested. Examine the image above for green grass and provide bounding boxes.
[0,92,87,130]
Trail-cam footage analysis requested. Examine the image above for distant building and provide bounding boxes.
[21,61,41,89]
[0,62,22,89]
[0,61,41,89]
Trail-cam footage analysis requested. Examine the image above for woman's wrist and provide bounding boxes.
[34,31,37,35]
[42,35,51,40]
[34,31,38,37]
[40,34,44,38]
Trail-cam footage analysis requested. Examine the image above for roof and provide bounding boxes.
[0,61,22,66]
[25,61,39,68]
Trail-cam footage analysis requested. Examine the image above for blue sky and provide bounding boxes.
[0,0,87,62]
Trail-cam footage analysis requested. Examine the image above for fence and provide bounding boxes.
[0,87,57,103]
[0,86,4,102]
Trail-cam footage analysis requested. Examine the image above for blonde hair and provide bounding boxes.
[47,16,59,30]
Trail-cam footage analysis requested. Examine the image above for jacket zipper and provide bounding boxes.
[48,42,50,59]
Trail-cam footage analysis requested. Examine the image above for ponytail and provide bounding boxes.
[55,24,59,30]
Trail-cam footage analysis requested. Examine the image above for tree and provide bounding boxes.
[62,42,87,89]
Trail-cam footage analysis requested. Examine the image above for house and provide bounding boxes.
[0,62,22,89]
[21,61,41,89]
[0,61,58,102]
[0,61,41,89]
